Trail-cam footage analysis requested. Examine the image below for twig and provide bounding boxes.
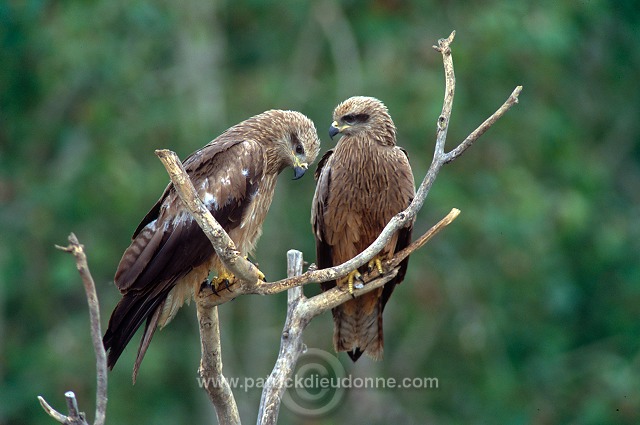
[38,395,76,424]
[197,303,240,425]
[433,30,456,157]
[389,208,460,268]
[39,234,108,425]
[443,85,522,164]
[37,391,89,425]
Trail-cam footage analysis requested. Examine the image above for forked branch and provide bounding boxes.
[39,234,108,425]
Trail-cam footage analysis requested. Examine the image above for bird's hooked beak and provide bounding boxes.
[329,121,349,140]
[292,157,308,180]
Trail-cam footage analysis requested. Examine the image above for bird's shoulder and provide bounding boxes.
[184,138,265,177]
[132,138,265,238]
[314,149,334,181]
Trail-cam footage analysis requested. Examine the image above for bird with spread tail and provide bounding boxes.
[312,96,415,362]
[104,110,320,381]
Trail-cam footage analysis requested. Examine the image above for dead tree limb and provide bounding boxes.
[39,233,108,425]
[197,304,241,425]
[256,250,400,425]
[256,250,306,425]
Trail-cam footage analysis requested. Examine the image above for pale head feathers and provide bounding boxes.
[222,109,320,176]
[331,96,397,146]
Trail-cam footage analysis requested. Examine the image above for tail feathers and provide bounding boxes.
[347,348,365,362]
[132,303,162,384]
[103,292,165,376]
[332,294,384,362]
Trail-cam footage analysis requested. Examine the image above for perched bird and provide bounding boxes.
[312,96,415,361]
[104,110,320,381]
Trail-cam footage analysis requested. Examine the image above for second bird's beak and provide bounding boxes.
[329,121,341,140]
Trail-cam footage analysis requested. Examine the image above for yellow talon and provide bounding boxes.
[346,270,363,294]
[244,256,265,281]
[212,270,236,291]
[368,257,384,274]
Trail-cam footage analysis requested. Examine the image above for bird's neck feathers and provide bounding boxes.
[338,123,397,153]
[230,111,289,175]
[376,120,397,146]
[264,143,290,175]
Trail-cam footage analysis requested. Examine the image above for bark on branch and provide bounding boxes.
[197,304,241,425]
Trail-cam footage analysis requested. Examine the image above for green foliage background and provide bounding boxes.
[2,1,639,424]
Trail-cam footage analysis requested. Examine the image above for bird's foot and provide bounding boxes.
[245,256,266,281]
[367,257,384,275]
[211,271,237,293]
[199,278,212,294]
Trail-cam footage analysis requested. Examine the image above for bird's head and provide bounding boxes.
[329,96,396,145]
[263,110,320,179]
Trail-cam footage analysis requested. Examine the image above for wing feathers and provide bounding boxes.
[115,220,165,292]
[104,139,266,371]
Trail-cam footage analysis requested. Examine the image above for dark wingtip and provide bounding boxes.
[102,332,119,370]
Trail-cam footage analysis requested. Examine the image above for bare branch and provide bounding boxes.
[257,250,307,425]
[303,269,399,317]
[37,391,89,425]
[38,395,74,424]
[196,303,240,425]
[40,235,108,425]
[64,392,85,424]
[433,30,456,157]
[389,208,460,268]
[443,85,522,163]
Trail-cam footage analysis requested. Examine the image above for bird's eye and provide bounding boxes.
[295,143,304,155]
[343,114,356,125]
[342,113,369,125]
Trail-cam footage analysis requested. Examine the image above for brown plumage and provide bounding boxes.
[312,96,415,361]
[104,110,320,381]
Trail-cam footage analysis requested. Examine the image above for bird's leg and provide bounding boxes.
[367,257,384,275]
[346,270,364,293]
